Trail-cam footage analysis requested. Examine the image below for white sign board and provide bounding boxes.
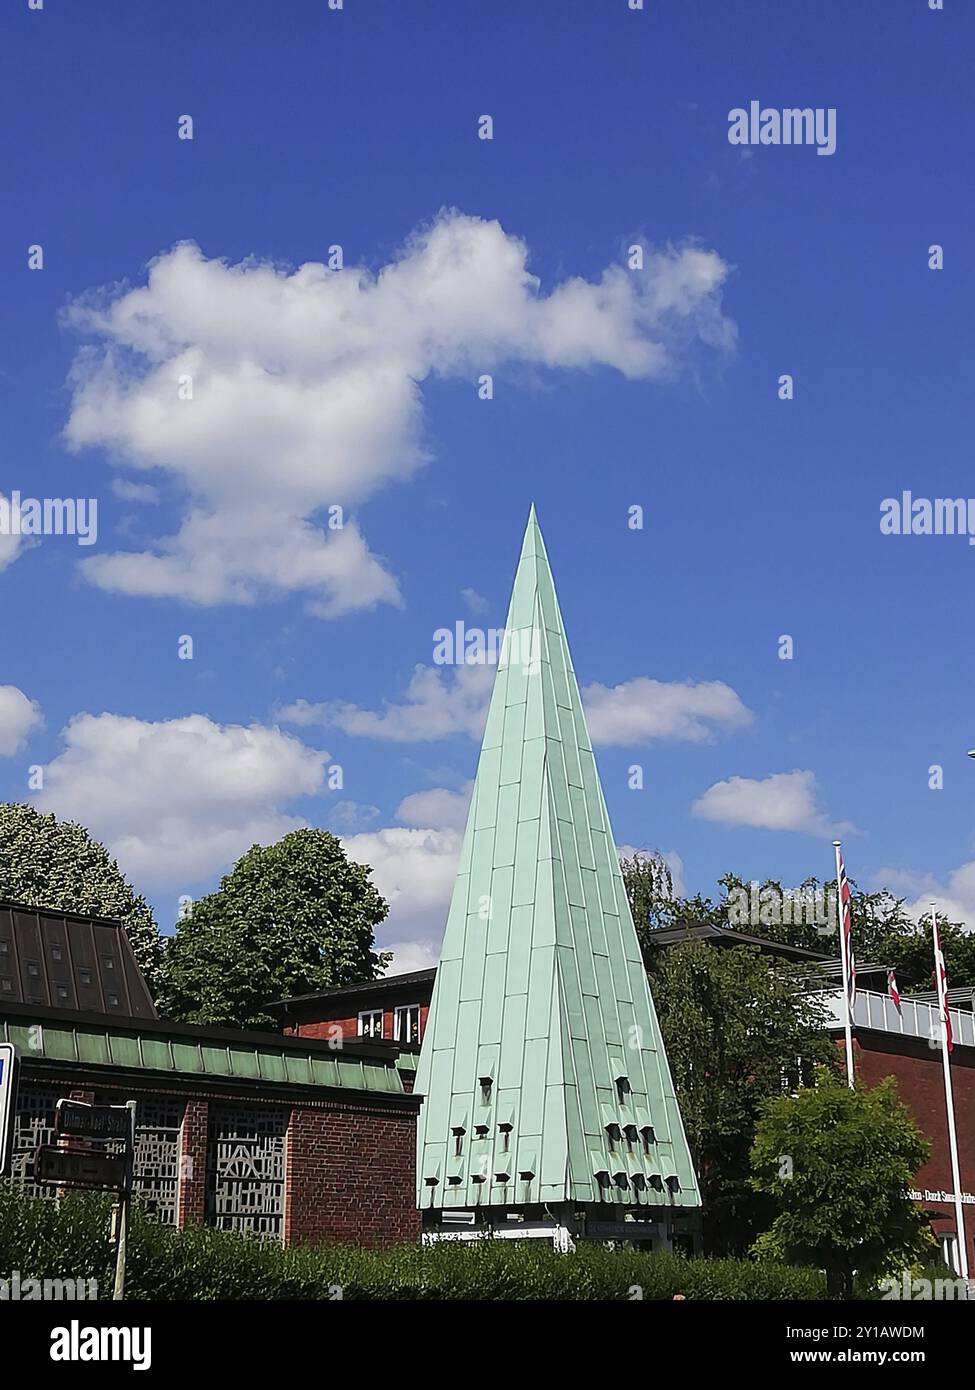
[0,1043,19,1177]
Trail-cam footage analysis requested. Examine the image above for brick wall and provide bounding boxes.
[284,1101,420,1247]
[853,1033,975,1262]
[287,1003,430,1045]
[19,1064,420,1248]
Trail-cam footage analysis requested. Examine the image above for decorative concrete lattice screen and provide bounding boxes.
[9,1083,60,1199]
[206,1105,288,1240]
[95,1092,185,1227]
[9,1086,185,1225]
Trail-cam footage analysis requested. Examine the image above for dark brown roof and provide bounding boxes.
[269,967,436,1013]
[644,921,832,961]
[0,900,157,1020]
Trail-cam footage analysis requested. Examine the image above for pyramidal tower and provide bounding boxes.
[415,508,700,1246]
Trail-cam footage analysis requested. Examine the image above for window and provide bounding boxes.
[55,984,69,1002]
[50,945,63,963]
[103,956,115,972]
[79,968,93,987]
[0,940,9,954]
[106,992,120,1008]
[357,1009,383,1039]
[393,1004,421,1044]
[26,961,39,978]
[0,977,12,993]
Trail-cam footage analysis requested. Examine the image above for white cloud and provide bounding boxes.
[281,664,494,741]
[618,845,687,897]
[32,713,329,888]
[874,863,975,933]
[396,782,473,834]
[283,668,751,749]
[461,587,490,615]
[111,478,159,504]
[63,213,733,615]
[582,677,752,745]
[0,686,43,755]
[382,939,441,974]
[692,769,848,838]
[0,496,26,573]
[342,826,461,940]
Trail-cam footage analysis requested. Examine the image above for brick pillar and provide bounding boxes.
[178,1098,208,1228]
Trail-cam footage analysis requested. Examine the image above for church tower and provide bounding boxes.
[415,508,700,1246]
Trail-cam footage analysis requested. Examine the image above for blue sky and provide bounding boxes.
[2,0,973,967]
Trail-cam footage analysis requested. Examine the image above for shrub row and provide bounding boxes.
[0,1188,831,1300]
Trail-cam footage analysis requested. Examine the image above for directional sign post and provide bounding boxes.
[0,1043,19,1178]
[36,1095,137,1300]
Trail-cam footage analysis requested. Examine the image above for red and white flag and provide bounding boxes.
[887,968,901,1010]
[934,921,953,1053]
[837,848,856,1007]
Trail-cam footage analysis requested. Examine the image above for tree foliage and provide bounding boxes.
[646,939,836,1254]
[157,828,390,1029]
[750,1069,934,1298]
[0,802,162,992]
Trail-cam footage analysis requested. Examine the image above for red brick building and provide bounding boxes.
[1,903,421,1248]
[273,931,975,1268]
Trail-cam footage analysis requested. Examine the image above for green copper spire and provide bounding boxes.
[415,508,699,1224]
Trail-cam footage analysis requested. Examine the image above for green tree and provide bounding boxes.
[647,940,836,1254]
[0,802,162,992]
[750,1068,934,1298]
[157,828,391,1029]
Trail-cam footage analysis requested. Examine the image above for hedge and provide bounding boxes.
[0,1188,839,1299]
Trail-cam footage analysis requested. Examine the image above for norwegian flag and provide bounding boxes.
[934,920,953,1053]
[887,968,901,1010]
[837,848,856,1007]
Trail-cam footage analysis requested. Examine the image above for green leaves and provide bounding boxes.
[750,1069,934,1296]
[0,802,163,993]
[155,828,390,1029]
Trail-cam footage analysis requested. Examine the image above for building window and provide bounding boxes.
[106,992,120,1008]
[0,941,8,954]
[79,968,93,987]
[394,1004,421,1044]
[358,1009,383,1039]
[50,945,63,963]
[26,962,39,978]
[55,984,69,1002]
[103,956,115,972]
[0,977,12,993]
[206,1105,287,1241]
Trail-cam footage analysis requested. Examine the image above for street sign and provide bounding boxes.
[35,1145,128,1191]
[55,1098,133,1142]
[0,1043,19,1178]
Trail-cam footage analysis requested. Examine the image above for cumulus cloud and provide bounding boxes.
[342,826,462,941]
[282,668,750,749]
[32,713,330,887]
[111,478,159,504]
[0,496,26,572]
[692,769,849,838]
[383,939,441,974]
[396,782,473,834]
[281,664,494,741]
[0,686,43,755]
[583,677,752,745]
[63,212,733,615]
[874,863,975,933]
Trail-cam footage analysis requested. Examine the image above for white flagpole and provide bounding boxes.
[833,840,855,1088]
[932,904,969,1280]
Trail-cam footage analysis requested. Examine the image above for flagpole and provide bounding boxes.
[932,904,969,1280]
[833,840,855,1088]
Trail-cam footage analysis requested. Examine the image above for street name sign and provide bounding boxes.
[55,1098,133,1142]
[35,1145,128,1191]
[0,1043,19,1177]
